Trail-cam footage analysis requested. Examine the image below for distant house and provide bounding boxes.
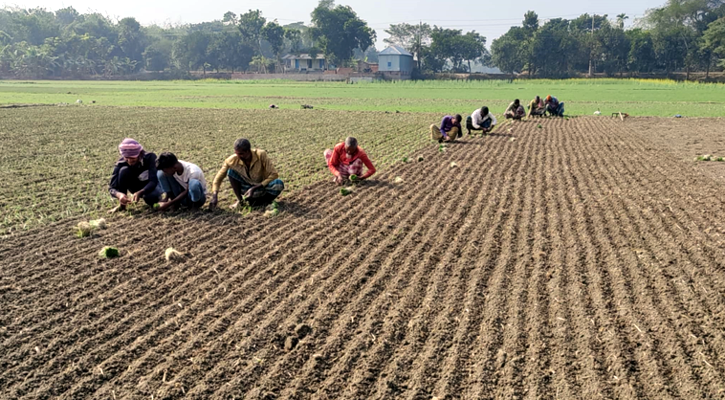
[378,45,414,78]
[282,54,327,72]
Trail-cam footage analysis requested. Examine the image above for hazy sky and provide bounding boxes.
[4,0,666,48]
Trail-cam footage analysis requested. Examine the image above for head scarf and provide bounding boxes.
[118,138,143,158]
[546,95,552,102]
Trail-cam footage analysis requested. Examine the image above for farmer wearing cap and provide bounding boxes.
[430,115,462,143]
[466,106,496,135]
[545,95,565,117]
[504,99,526,120]
[209,138,285,209]
[325,137,376,185]
[528,96,546,117]
[108,138,162,213]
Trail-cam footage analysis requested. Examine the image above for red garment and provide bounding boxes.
[327,142,376,179]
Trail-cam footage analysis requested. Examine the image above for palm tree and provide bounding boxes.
[616,14,629,30]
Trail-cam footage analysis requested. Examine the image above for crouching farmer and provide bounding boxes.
[467,106,496,135]
[156,152,207,211]
[108,138,162,213]
[209,138,284,209]
[504,99,526,120]
[325,137,376,185]
[545,95,565,117]
[528,96,545,117]
[430,114,462,143]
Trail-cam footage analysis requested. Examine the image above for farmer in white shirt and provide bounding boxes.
[156,152,207,211]
[466,106,497,136]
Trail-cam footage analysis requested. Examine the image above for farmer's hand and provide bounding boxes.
[131,191,144,203]
[244,185,262,199]
[208,194,218,211]
[117,193,130,205]
[158,201,172,212]
[334,175,345,186]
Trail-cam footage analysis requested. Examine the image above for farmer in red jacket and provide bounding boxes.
[324,137,376,185]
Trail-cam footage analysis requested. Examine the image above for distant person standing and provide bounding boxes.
[545,95,565,117]
[156,152,207,211]
[504,99,526,120]
[325,137,376,185]
[527,96,546,117]
[430,114,462,143]
[108,138,162,213]
[466,106,496,135]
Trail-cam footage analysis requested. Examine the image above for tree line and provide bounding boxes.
[488,0,725,78]
[1,0,724,79]
[0,0,376,78]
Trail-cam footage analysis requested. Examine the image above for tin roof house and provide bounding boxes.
[378,45,414,78]
[282,54,327,72]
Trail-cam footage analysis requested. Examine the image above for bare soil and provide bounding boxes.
[3,117,725,399]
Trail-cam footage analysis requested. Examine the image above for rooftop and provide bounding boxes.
[379,45,413,57]
[282,54,326,60]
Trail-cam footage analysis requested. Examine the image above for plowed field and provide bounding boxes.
[3,117,725,399]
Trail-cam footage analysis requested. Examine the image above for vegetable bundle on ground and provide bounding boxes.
[98,246,120,259]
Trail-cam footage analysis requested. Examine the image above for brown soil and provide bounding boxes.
[3,117,725,399]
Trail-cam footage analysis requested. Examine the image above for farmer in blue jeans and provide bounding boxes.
[545,95,565,117]
[156,152,207,211]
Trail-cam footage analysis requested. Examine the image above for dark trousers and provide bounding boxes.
[466,116,492,132]
[227,169,285,207]
[111,166,162,205]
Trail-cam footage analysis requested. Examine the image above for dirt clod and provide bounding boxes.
[284,336,299,351]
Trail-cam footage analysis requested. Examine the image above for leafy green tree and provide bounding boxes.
[596,24,631,75]
[143,46,168,72]
[262,21,285,71]
[237,9,266,55]
[173,31,212,73]
[55,7,80,26]
[117,18,145,71]
[310,0,375,66]
[491,27,527,74]
[460,31,487,72]
[218,31,254,72]
[531,18,579,76]
[284,28,302,54]
[702,17,725,68]
[646,0,725,78]
[626,28,658,72]
[222,11,238,26]
[283,22,316,50]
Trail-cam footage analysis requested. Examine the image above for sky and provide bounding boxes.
[3,0,667,49]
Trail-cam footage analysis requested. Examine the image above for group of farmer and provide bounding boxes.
[108,136,376,212]
[430,95,565,142]
[108,94,565,211]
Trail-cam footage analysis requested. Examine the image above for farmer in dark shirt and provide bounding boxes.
[108,138,162,213]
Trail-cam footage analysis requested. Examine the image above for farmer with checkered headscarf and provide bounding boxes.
[209,138,285,209]
[108,138,162,213]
